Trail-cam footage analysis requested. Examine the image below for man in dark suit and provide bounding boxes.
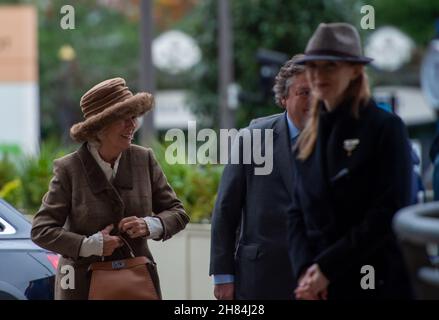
[209,54,311,299]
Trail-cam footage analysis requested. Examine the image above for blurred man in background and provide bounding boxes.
[210,54,311,299]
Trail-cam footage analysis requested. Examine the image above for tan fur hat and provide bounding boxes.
[70,77,153,142]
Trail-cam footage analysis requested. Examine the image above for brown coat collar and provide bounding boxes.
[77,143,133,194]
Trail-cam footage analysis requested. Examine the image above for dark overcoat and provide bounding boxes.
[288,100,413,299]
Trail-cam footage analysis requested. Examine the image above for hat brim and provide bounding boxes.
[296,54,373,65]
[70,92,153,143]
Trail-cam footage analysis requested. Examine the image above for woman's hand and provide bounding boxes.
[101,224,123,256]
[295,272,320,300]
[295,264,329,300]
[118,216,150,239]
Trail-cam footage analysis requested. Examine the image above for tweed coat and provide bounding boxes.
[31,143,189,299]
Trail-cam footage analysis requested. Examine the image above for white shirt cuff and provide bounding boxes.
[143,216,164,240]
[79,231,103,257]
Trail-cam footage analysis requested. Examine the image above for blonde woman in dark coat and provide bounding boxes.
[31,78,190,299]
[287,23,413,300]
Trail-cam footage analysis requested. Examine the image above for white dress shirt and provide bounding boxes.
[78,142,164,257]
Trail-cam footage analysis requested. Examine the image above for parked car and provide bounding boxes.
[0,199,58,300]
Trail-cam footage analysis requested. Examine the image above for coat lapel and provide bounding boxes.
[77,143,112,194]
[113,147,133,190]
[76,143,134,222]
[325,102,367,183]
[77,143,133,192]
[273,113,295,198]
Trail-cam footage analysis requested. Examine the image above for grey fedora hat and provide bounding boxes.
[297,22,373,64]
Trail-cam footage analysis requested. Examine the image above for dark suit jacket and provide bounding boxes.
[288,99,413,299]
[210,112,297,299]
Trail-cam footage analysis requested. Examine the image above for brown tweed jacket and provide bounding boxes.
[31,143,189,299]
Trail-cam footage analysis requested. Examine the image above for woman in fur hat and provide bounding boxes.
[31,77,190,299]
[287,23,413,299]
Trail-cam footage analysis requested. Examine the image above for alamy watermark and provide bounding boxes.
[361,5,375,30]
[60,263,378,291]
[59,4,375,31]
[60,264,75,290]
[360,265,375,290]
[164,121,274,176]
[60,5,75,30]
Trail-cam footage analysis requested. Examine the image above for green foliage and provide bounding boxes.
[0,154,19,188]
[181,0,359,128]
[367,0,439,46]
[151,142,223,223]
[37,0,141,141]
[17,140,72,214]
[0,179,23,208]
[0,139,72,214]
[0,153,22,208]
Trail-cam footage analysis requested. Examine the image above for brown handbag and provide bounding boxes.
[88,237,160,300]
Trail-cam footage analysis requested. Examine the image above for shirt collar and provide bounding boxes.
[87,142,122,182]
[285,112,300,141]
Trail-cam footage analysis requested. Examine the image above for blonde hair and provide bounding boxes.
[297,64,371,160]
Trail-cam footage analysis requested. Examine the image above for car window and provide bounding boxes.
[0,216,16,235]
[0,200,31,238]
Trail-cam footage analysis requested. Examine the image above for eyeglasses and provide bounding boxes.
[295,89,311,97]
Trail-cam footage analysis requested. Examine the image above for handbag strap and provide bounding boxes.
[101,234,136,262]
[119,235,136,258]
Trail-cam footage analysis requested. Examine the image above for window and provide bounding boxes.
[0,217,16,235]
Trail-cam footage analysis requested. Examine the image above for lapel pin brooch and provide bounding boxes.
[343,139,360,157]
